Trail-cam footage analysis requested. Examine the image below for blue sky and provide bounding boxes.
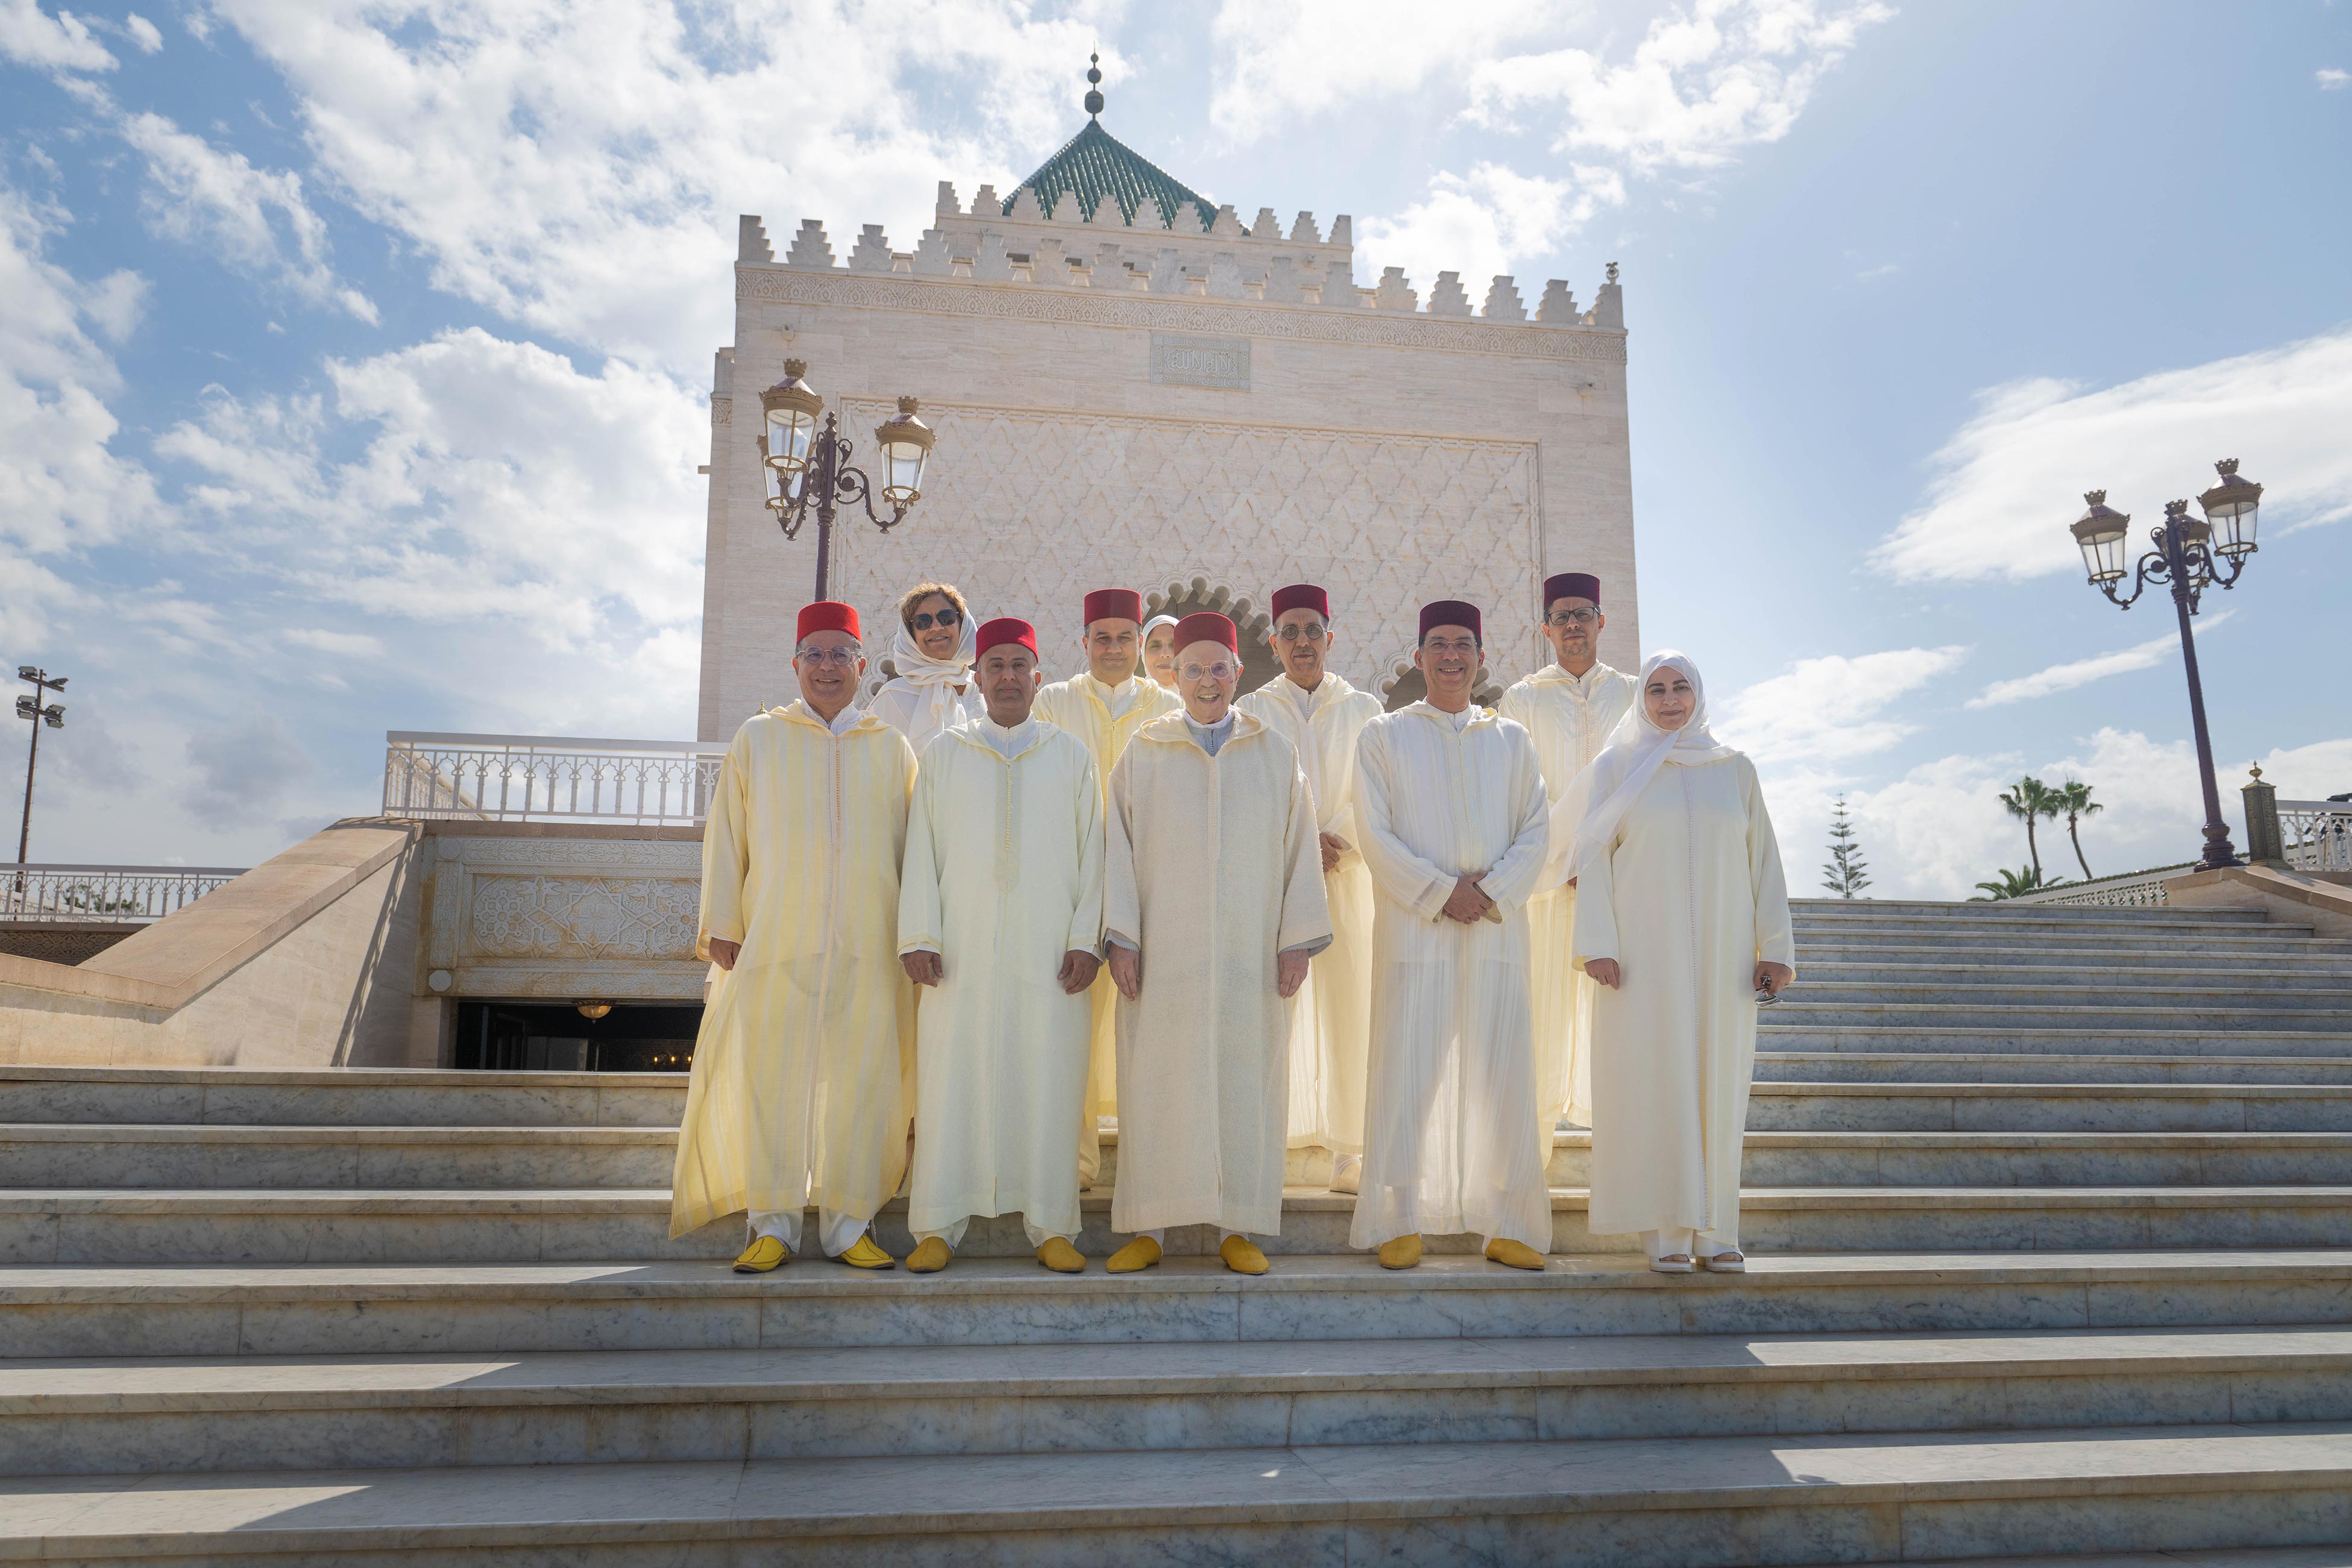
[2,0,2347,895]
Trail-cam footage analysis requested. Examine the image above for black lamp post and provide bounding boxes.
[2067,459,2263,871]
[756,359,937,601]
[14,664,68,879]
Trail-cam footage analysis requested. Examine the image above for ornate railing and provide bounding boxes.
[0,864,245,924]
[2008,863,2194,908]
[2280,799,2352,873]
[382,733,729,826]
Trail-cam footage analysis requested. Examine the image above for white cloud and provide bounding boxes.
[1207,0,1564,143]
[2318,68,2348,90]
[119,111,377,322]
[1357,162,1624,298]
[1966,609,2234,709]
[1464,0,1891,169]
[283,627,386,659]
[119,12,160,52]
[206,0,1120,364]
[1715,644,1971,765]
[1872,327,2352,583]
[0,0,118,74]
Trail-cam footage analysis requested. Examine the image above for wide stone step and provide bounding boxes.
[1760,1025,2352,1058]
[1746,1083,2352,1134]
[8,1185,2352,1264]
[1759,1052,2352,1087]
[1766,1002,2352,1034]
[4,1325,2348,1476]
[1781,981,2352,1014]
[1793,898,2270,920]
[1803,962,2352,994]
[2,1423,2347,1566]
[1801,944,2352,973]
[0,1066,686,1128]
[5,1250,2345,1355]
[0,1123,676,1189]
[1794,906,2274,930]
[1800,929,2352,956]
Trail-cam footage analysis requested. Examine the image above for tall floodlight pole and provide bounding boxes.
[755,359,939,601]
[2065,460,2264,871]
[14,665,69,883]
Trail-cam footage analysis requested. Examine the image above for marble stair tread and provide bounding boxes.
[4,1423,2350,1556]
[1848,1548,2352,1568]
[1759,1026,2352,1053]
[10,1325,2352,1413]
[1758,1054,2352,1085]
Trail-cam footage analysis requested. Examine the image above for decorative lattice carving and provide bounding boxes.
[469,874,700,961]
[828,401,1542,688]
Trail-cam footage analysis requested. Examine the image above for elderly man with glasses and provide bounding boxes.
[1100,612,1332,1276]
[670,601,918,1273]
[1498,572,1640,1145]
[1236,584,1385,1196]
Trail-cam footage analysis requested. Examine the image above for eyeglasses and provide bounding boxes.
[1179,661,1238,683]
[908,607,961,632]
[1274,622,1328,643]
[1546,609,1600,627]
[794,645,861,667]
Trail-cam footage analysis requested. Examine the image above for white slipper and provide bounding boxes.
[1700,1251,1746,1273]
[1648,1254,1694,1274]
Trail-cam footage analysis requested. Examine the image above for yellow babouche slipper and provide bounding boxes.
[835,1234,898,1270]
[1376,1234,1423,1270]
[905,1237,952,1273]
[1106,1235,1162,1273]
[1218,1234,1269,1275]
[1036,1237,1087,1273]
[732,1236,789,1273]
[1484,1238,1546,1270]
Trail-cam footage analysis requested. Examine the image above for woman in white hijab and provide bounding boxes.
[1140,613,1181,691]
[1563,651,1793,1273]
[867,583,983,756]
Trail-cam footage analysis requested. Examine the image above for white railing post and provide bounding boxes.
[2278,800,2352,874]
[379,733,733,828]
[0,865,247,924]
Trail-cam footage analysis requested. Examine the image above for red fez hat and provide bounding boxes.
[1542,572,1602,608]
[1418,600,1483,643]
[1173,611,1238,654]
[975,616,1037,659]
[796,601,861,642]
[1082,589,1143,626]
[1269,583,1329,620]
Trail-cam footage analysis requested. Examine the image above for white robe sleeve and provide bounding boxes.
[1477,728,1553,916]
[896,749,945,956]
[1102,750,1142,954]
[1572,829,1622,970]
[1353,724,1454,921]
[1276,757,1335,956]
[697,730,752,954]
[1743,757,1796,969]
[1066,754,1106,955]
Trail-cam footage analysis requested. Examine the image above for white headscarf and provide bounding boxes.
[1548,650,1740,886]
[887,601,978,739]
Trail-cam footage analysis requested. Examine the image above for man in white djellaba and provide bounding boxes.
[866,582,983,755]
[898,618,1104,1275]
[1497,571,1637,1140]
[1349,600,1554,1272]
[1101,612,1331,1276]
[1567,651,1794,1273]
[1235,583,1383,1196]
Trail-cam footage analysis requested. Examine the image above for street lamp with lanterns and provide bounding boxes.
[757,359,937,601]
[14,665,68,874]
[2066,459,2263,871]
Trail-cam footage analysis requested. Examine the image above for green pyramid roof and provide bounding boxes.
[1011,118,1211,231]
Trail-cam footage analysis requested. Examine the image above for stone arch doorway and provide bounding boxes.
[1143,577,1281,697]
[1376,648,1505,712]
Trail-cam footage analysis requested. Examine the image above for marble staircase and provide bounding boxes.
[1,897,2349,1563]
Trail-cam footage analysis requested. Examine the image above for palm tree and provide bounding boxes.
[1996,776,2061,882]
[2055,779,2102,880]
[1971,864,2046,900]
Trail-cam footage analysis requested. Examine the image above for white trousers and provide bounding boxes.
[915,1215,1069,1250]
[749,1208,868,1257]
[1642,1226,1740,1262]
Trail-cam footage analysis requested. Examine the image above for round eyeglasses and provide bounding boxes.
[1180,661,1238,683]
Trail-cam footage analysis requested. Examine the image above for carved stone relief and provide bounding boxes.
[421,833,706,1000]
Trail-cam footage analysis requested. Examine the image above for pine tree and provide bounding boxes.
[1822,794,1872,898]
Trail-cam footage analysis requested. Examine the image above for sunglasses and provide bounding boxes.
[909,607,961,631]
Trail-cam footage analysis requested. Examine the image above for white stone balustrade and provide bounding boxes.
[383,733,728,827]
[0,864,244,924]
[2280,799,2352,873]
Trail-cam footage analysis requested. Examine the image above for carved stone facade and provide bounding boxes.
[421,833,705,1002]
[699,151,1638,738]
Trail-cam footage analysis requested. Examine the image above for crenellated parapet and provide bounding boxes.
[733,186,1623,332]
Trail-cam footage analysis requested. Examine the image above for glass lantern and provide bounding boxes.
[2198,457,2262,559]
[759,359,823,476]
[2069,491,2130,585]
[873,397,935,507]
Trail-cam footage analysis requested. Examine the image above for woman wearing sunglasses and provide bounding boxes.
[867,583,983,757]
